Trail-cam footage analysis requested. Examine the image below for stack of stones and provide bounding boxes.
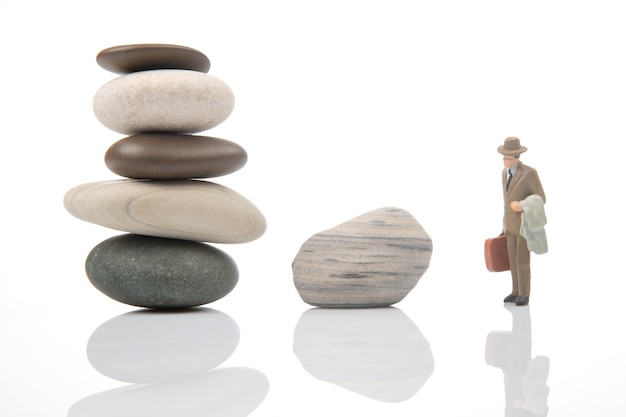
[64,44,266,309]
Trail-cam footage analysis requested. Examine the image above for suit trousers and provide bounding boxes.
[505,232,531,297]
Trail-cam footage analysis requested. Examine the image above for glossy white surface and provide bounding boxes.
[2,1,625,416]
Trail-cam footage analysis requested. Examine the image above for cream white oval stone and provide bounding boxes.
[93,70,235,134]
[64,180,266,243]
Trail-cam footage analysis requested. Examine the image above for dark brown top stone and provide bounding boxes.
[96,44,210,74]
[105,133,247,179]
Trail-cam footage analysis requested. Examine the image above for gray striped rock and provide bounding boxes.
[86,234,238,309]
[292,207,432,308]
[93,69,234,134]
[64,179,266,243]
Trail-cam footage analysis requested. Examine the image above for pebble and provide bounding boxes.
[64,179,266,243]
[292,207,432,308]
[86,234,239,309]
[96,43,210,74]
[105,133,248,179]
[93,70,234,134]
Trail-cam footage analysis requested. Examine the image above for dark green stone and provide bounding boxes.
[86,234,238,309]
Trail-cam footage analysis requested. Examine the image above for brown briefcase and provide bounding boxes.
[485,234,509,272]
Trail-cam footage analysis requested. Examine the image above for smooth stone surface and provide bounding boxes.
[96,43,210,74]
[105,133,247,179]
[64,179,266,243]
[67,368,269,417]
[292,207,432,308]
[86,234,238,309]
[93,70,234,134]
[293,307,434,402]
[88,308,239,383]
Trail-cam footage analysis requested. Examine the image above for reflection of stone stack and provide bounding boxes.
[67,309,269,416]
[64,44,266,309]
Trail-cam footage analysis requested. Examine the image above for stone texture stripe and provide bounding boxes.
[93,70,234,135]
[64,179,266,243]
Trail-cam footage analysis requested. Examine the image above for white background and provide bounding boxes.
[1,1,625,416]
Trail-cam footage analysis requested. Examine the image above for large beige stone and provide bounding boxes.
[93,69,235,134]
[292,207,432,308]
[64,179,266,243]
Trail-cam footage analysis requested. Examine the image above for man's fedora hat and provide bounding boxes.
[497,137,528,156]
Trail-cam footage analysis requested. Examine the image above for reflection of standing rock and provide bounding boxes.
[64,44,266,309]
[292,207,432,308]
[293,307,434,402]
[485,306,550,416]
[70,308,269,416]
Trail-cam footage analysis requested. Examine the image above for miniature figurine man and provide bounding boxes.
[498,137,546,306]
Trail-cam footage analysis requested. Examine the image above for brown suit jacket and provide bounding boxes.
[502,161,546,236]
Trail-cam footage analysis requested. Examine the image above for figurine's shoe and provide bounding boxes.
[515,296,529,306]
[503,294,517,303]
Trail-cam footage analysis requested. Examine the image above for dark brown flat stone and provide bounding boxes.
[105,133,247,179]
[96,44,210,74]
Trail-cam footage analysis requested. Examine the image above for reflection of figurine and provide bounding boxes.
[498,137,547,306]
[486,306,550,416]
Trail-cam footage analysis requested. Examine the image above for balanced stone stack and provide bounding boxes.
[64,44,266,309]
